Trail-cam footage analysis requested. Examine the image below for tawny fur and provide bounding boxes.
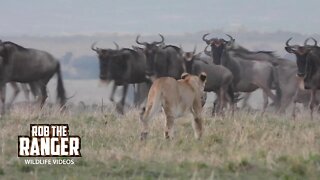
[140,73,207,140]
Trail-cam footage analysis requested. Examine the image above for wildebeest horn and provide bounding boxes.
[193,45,197,55]
[135,35,147,46]
[225,34,234,41]
[304,37,317,47]
[113,41,120,50]
[153,34,165,45]
[202,33,210,44]
[286,37,293,47]
[91,42,99,52]
[204,44,211,55]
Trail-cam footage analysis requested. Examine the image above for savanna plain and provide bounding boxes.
[0,105,320,180]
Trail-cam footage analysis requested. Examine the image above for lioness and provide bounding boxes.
[140,72,207,140]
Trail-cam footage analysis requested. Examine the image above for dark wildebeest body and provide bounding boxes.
[231,46,320,116]
[285,37,320,119]
[202,34,278,114]
[0,41,66,114]
[93,43,150,114]
[183,49,234,114]
[107,49,148,84]
[107,48,150,113]
[93,43,151,113]
[136,34,185,80]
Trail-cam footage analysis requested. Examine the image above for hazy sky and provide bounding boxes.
[1,0,319,36]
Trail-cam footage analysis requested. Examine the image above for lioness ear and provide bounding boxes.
[181,72,189,79]
[199,72,207,82]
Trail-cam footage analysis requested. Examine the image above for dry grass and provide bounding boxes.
[0,106,320,179]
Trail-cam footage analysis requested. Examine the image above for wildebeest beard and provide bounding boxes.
[304,56,317,89]
[211,44,224,65]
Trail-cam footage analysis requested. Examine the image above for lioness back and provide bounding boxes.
[151,76,201,115]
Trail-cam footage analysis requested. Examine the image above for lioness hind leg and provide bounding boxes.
[139,107,150,140]
[164,115,174,139]
[192,104,203,139]
[192,117,203,140]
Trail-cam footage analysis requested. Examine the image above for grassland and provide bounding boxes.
[0,106,320,180]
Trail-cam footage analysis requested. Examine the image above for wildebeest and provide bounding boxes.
[285,37,320,119]
[92,42,150,114]
[0,41,66,115]
[182,46,235,114]
[218,43,283,108]
[223,42,320,116]
[202,34,279,114]
[91,42,119,86]
[135,34,185,80]
[91,42,123,106]
[274,58,320,117]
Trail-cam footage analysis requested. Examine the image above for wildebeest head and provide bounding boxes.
[0,56,5,81]
[0,41,8,59]
[285,37,316,77]
[203,44,211,57]
[202,33,234,64]
[0,42,10,81]
[136,34,164,76]
[91,42,120,81]
[182,46,197,73]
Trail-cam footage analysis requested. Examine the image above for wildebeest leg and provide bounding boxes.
[279,95,291,114]
[201,92,207,107]
[116,85,128,114]
[261,92,268,116]
[219,87,226,115]
[0,86,6,115]
[242,93,251,109]
[39,85,48,108]
[309,89,317,120]
[21,84,30,102]
[224,90,234,117]
[212,96,219,116]
[29,82,40,101]
[257,83,277,106]
[133,84,139,106]
[109,84,117,102]
[292,101,297,120]
[8,82,20,107]
[134,83,150,107]
[291,90,299,120]
[255,80,277,102]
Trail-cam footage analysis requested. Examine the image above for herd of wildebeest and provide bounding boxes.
[0,33,319,120]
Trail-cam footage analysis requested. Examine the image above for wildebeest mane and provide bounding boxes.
[116,48,140,59]
[193,57,209,65]
[232,44,250,53]
[163,45,181,53]
[3,41,27,51]
[254,50,274,54]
